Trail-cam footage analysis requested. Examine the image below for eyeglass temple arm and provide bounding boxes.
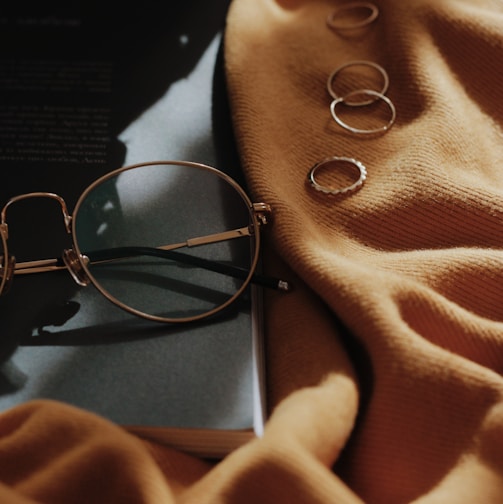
[83,246,291,292]
[3,195,291,292]
[12,230,292,292]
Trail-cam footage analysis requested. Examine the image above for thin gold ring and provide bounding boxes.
[327,60,389,104]
[327,2,379,31]
[330,89,396,135]
[308,156,367,195]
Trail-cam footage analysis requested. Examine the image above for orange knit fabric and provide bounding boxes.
[223,0,503,501]
[0,1,502,502]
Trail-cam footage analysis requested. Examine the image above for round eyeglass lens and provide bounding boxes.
[72,161,259,323]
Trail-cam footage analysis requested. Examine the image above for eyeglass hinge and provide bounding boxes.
[252,202,272,226]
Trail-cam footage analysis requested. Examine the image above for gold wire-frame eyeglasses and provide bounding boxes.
[0,160,291,323]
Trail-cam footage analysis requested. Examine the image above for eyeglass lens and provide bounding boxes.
[73,162,257,322]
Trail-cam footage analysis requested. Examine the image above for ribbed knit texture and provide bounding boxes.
[223,0,503,502]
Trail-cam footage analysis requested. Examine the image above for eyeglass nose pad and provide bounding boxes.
[62,249,91,287]
[0,255,16,295]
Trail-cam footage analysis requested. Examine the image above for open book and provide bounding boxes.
[0,1,268,458]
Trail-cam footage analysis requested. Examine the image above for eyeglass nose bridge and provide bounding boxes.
[1,192,73,235]
[0,192,91,290]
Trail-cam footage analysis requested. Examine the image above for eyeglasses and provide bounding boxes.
[0,160,291,323]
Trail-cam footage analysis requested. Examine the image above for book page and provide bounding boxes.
[0,2,265,436]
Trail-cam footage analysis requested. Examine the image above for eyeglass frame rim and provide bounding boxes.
[0,227,7,295]
[72,159,263,323]
[1,160,265,324]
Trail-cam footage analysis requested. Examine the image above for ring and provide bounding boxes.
[327,60,389,104]
[308,157,367,195]
[327,2,379,31]
[330,89,396,135]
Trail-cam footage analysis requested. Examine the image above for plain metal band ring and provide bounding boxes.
[308,157,367,195]
[326,60,390,104]
[330,89,396,135]
[327,2,379,30]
